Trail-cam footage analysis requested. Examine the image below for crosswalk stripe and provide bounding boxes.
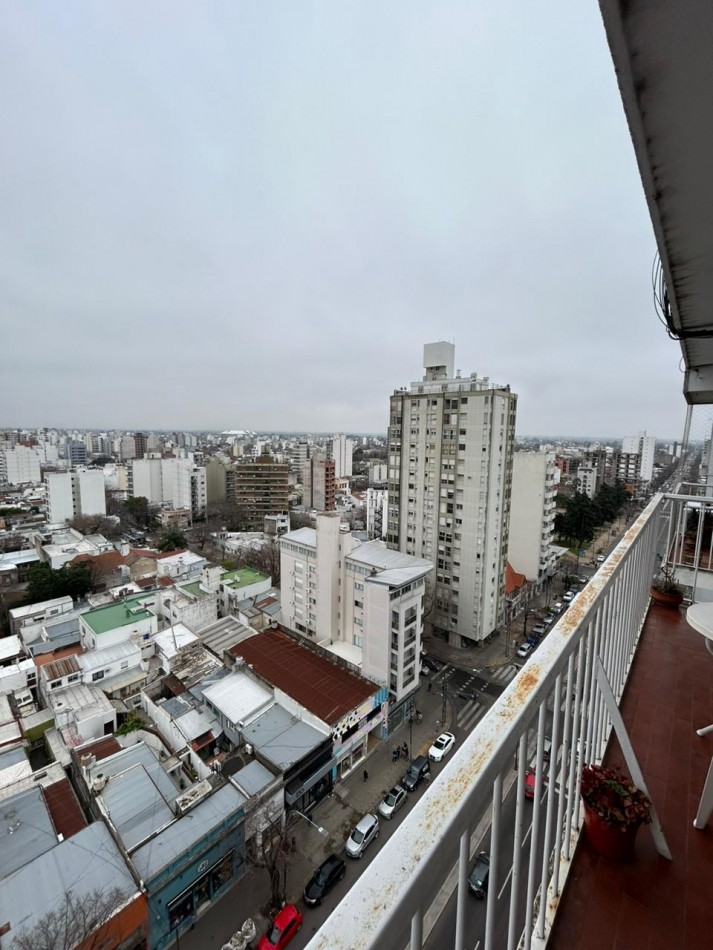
[461,706,487,731]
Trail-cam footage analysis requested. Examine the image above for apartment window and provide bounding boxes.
[92,670,105,682]
[354,599,363,609]
[121,660,130,670]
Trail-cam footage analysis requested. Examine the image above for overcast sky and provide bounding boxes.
[0,2,687,439]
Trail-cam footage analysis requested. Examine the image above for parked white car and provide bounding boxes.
[428,732,456,762]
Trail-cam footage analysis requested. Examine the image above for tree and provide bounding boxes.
[245,802,295,915]
[25,562,95,605]
[10,886,131,950]
[124,495,150,528]
[157,528,188,552]
[68,514,121,539]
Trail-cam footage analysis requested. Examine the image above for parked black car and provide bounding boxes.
[402,755,431,792]
[303,854,346,906]
[468,851,490,898]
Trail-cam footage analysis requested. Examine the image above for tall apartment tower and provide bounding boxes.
[331,434,353,479]
[508,451,557,583]
[302,453,336,511]
[47,470,106,523]
[386,342,517,647]
[134,432,148,459]
[621,432,656,483]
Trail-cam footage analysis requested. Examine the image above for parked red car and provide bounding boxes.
[258,904,303,950]
[524,769,537,800]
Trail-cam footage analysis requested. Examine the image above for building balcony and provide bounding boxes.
[307,490,713,949]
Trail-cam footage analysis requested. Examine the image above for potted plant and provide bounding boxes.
[580,763,652,861]
[650,563,683,607]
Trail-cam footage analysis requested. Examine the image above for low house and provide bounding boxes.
[46,682,116,747]
[39,640,146,706]
[0,821,146,950]
[9,595,74,639]
[75,741,247,950]
[219,566,271,618]
[227,627,388,784]
[79,591,159,651]
[156,566,220,632]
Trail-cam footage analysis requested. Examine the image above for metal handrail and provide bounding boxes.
[306,494,666,950]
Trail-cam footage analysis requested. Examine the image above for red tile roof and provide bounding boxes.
[228,628,378,724]
[33,645,84,668]
[42,778,87,839]
[505,561,527,595]
[69,550,126,572]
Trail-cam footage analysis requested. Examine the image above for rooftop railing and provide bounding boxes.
[307,492,672,950]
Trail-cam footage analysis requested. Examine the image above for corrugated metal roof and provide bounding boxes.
[101,764,175,851]
[131,782,246,882]
[229,629,378,725]
[175,707,221,744]
[200,615,254,657]
[41,778,87,839]
[231,760,276,797]
[202,671,273,726]
[76,735,123,761]
[0,786,57,879]
[242,704,327,770]
[42,655,81,681]
[154,624,199,659]
[0,822,138,944]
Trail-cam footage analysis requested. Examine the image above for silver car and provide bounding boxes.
[378,785,407,820]
[346,814,380,858]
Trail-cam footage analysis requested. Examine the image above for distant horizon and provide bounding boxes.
[1,424,686,444]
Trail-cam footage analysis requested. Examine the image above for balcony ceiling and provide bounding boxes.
[599,0,713,403]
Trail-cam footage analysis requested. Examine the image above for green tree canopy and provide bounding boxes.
[25,562,94,605]
[157,528,188,552]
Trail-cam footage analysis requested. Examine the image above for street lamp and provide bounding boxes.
[291,810,328,837]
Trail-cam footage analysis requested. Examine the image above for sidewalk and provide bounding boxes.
[181,681,452,950]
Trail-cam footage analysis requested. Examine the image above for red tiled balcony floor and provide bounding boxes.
[549,603,713,950]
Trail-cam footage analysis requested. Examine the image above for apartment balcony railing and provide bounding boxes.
[307,492,674,950]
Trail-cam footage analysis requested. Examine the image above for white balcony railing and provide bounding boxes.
[307,492,672,950]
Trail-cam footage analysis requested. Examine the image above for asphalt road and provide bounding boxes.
[424,750,559,950]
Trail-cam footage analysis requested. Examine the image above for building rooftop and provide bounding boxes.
[81,593,155,635]
[200,615,255,657]
[231,759,276,798]
[0,822,138,945]
[242,703,328,771]
[221,566,270,590]
[202,670,273,726]
[229,628,378,725]
[281,526,317,547]
[154,623,199,660]
[0,786,58,879]
[131,782,246,881]
[348,538,432,573]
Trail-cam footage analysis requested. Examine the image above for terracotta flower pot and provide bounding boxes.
[649,587,683,608]
[582,801,641,861]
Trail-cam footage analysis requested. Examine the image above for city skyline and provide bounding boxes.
[0,3,686,437]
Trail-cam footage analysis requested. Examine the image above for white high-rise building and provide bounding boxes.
[331,434,353,479]
[387,342,517,647]
[128,458,206,519]
[46,470,106,523]
[508,451,558,583]
[622,432,656,483]
[1,446,41,485]
[280,512,432,702]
